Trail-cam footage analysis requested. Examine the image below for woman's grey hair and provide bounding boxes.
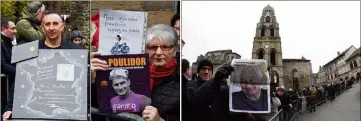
[240,65,262,80]
[145,24,177,47]
[231,65,264,84]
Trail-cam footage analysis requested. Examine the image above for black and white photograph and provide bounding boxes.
[108,68,151,113]
[229,59,271,113]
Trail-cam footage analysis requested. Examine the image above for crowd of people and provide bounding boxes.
[1,1,359,121]
[1,1,181,121]
[181,58,359,121]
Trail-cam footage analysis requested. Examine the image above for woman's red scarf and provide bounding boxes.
[150,59,177,90]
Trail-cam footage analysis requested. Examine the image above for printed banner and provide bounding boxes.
[96,54,151,114]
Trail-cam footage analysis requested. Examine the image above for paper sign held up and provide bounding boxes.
[99,9,148,55]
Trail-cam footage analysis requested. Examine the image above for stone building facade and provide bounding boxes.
[317,46,358,84]
[251,5,313,90]
[192,50,241,75]
[317,68,326,84]
[345,47,361,81]
[335,46,357,80]
[282,58,313,89]
[313,73,318,84]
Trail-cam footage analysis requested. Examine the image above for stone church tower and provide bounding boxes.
[252,5,284,87]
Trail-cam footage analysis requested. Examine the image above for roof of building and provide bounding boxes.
[193,49,241,65]
[346,47,360,61]
[204,49,241,58]
[283,56,310,62]
[206,49,233,53]
[324,45,355,66]
[263,4,274,11]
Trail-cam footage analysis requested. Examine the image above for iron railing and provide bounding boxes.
[269,82,357,121]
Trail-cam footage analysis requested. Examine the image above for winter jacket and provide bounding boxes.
[289,92,298,102]
[15,7,45,45]
[181,74,191,121]
[151,63,180,121]
[1,34,16,77]
[186,76,212,121]
[187,75,231,121]
[1,34,16,112]
[276,93,291,110]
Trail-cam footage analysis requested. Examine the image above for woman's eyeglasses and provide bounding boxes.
[147,45,174,51]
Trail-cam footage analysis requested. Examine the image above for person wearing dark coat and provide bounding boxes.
[1,19,17,117]
[330,83,336,101]
[67,29,85,48]
[15,1,45,45]
[186,59,214,121]
[187,63,234,121]
[188,61,274,121]
[276,87,291,121]
[288,88,298,109]
[170,13,181,62]
[181,59,191,121]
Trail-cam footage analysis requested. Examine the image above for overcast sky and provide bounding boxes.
[182,1,360,73]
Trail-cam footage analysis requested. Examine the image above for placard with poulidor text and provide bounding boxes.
[95,54,151,114]
[99,9,147,55]
[12,49,88,120]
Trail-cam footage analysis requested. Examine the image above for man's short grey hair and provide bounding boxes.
[145,24,177,46]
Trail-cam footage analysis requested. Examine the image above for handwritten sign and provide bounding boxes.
[99,9,148,55]
[12,50,88,120]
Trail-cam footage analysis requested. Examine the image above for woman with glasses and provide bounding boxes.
[90,24,179,121]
